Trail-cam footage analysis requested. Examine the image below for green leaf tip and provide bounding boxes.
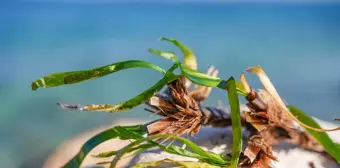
[160,37,197,70]
[226,76,235,83]
[148,48,179,62]
[31,80,39,90]
[160,37,193,56]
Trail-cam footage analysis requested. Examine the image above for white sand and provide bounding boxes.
[44,109,340,168]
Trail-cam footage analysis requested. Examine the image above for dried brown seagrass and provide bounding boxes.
[239,88,331,167]
[145,66,234,136]
[146,76,202,136]
[244,89,324,149]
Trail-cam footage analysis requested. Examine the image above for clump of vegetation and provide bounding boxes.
[31,38,340,168]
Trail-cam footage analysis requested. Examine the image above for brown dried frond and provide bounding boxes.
[244,89,325,154]
[239,152,275,168]
[248,151,276,168]
[240,133,277,168]
[243,66,340,132]
[245,89,297,130]
[145,66,233,136]
[238,87,333,167]
[146,77,202,136]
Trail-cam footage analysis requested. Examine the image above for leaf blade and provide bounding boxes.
[226,77,243,168]
[181,66,248,96]
[288,105,340,162]
[31,60,166,90]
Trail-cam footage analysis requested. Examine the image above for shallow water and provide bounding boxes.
[1,2,340,167]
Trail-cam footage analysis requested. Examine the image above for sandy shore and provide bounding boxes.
[43,117,340,168]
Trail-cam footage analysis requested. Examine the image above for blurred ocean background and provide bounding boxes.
[1,1,340,167]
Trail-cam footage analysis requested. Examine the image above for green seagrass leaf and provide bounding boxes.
[31,60,166,90]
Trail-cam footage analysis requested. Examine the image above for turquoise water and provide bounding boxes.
[1,2,340,167]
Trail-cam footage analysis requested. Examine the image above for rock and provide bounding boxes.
[44,116,340,168]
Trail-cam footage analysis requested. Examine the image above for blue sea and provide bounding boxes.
[1,1,340,167]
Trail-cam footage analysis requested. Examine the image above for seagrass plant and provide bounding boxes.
[31,37,340,168]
